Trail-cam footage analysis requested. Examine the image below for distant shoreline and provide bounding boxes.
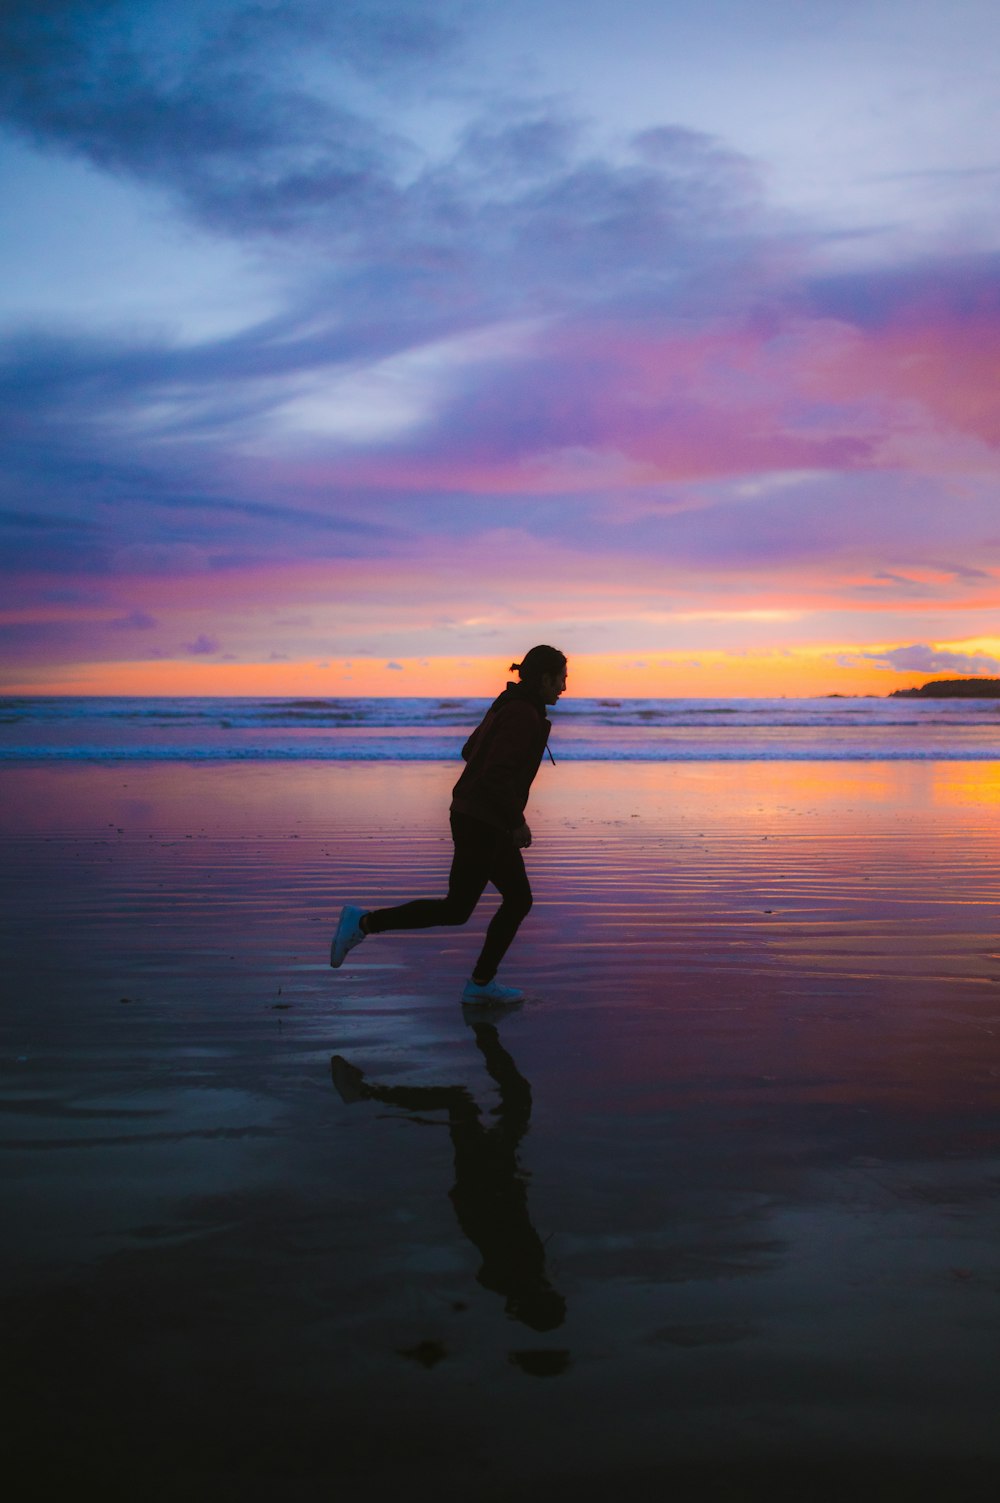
[889,678,1000,699]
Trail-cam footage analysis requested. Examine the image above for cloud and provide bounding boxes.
[0,96,794,615]
[386,660,403,670]
[807,253,1000,332]
[3,3,1000,682]
[0,0,419,237]
[859,644,1000,676]
[108,610,158,630]
[0,0,768,320]
[110,544,211,577]
[184,633,219,655]
[0,0,837,612]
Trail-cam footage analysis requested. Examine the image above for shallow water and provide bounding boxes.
[5,692,1000,761]
[3,761,1000,1499]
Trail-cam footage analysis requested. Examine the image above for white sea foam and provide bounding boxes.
[1,694,998,761]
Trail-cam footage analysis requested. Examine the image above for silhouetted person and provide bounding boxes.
[330,646,567,1003]
[331,1022,565,1332]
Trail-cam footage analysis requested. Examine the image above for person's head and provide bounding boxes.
[509,645,568,706]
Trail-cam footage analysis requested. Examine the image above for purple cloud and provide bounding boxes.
[0,0,423,237]
[108,610,158,630]
[2,1,999,681]
[860,644,1000,676]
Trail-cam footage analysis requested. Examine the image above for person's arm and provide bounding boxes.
[472,702,539,831]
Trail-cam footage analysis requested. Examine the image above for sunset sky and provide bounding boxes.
[2,0,1000,697]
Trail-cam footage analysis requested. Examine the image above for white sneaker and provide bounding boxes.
[330,1055,369,1104]
[330,904,367,968]
[461,977,524,1004]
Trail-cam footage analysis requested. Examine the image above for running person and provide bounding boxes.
[330,645,567,1003]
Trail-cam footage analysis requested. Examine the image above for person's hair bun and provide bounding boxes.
[509,646,567,683]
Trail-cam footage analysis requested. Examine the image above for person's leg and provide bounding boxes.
[331,1055,478,1118]
[363,814,494,936]
[470,839,532,984]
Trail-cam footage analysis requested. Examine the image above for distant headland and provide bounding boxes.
[889,678,1000,698]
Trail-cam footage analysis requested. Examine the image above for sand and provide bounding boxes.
[3,758,1000,1500]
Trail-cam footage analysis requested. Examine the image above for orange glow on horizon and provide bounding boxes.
[6,645,1000,698]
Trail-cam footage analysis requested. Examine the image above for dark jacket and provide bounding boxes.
[450,683,551,832]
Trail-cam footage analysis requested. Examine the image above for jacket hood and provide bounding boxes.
[490,680,548,717]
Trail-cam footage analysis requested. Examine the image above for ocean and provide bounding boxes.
[2,693,1000,761]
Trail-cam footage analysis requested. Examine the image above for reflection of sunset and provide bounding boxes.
[530,761,1000,1118]
[8,757,999,1129]
[927,762,1000,807]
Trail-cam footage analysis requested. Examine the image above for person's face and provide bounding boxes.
[540,668,567,705]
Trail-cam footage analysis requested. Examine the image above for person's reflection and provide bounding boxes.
[331,1021,565,1332]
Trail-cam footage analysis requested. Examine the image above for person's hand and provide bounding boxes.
[513,821,532,848]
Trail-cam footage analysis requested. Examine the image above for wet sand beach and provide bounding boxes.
[3,759,1000,1500]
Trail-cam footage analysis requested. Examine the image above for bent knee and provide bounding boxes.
[507,890,532,920]
[441,899,477,926]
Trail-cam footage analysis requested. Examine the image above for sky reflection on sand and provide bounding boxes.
[3,760,1000,1496]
